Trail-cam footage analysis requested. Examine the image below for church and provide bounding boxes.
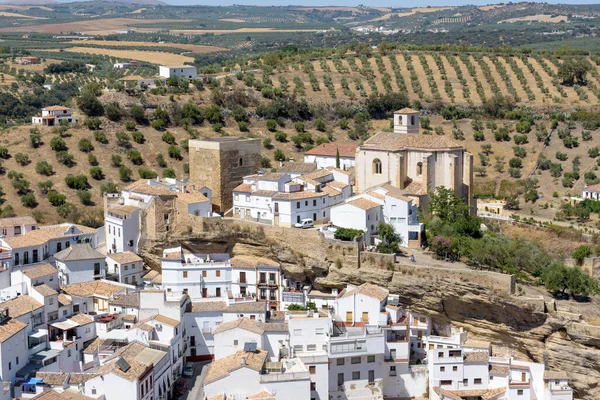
[355,108,474,211]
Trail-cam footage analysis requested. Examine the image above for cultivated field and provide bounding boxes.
[68,40,228,54]
[0,18,188,34]
[498,14,568,24]
[371,7,454,21]
[66,47,195,64]
[170,28,324,35]
[0,11,46,19]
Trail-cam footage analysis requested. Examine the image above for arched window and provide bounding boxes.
[411,115,415,125]
[373,159,382,175]
[398,115,403,124]
[417,162,423,176]
[239,158,243,167]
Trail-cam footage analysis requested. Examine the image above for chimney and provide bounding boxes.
[241,357,246,366]
[332,288,338,296]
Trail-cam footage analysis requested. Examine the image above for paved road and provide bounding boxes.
[179,361,209,400]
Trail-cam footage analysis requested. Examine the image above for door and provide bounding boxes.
[190,336,196,347]
[362,312,369,323]
[346,312,353,323]
[522,372,526,382]
[216,288,221,297]
[313,212,317,221]
[390,349,396,361]
[368,370,375,383]
[202,288,207,298]
[240,271,246,284]
[337,373,344,387]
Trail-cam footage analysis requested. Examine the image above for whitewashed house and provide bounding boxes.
[230,256,282,311]
[582,184,600,200]
[159,65,197,79]
[0,216,37,239]
[106,252,144,286]
[304,143,357,170]
[54,244,105,286]
[105,205,140,254]
[32,106,76,126]
[330,197,382,243]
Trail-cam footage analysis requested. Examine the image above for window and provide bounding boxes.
[245,195,250,202]
[463,379,468,386]
[234,194,239,201]
[351,357,361,364]
[49,298,54,305]
[389,366,396,376]
[234,340,238,345]
[373,159,382,174]
[216,270,220,277]
[216,288,221,297]
[124,265,128,271]
[474,378,482,384]
[517,390,524,395]
[367,355,375,363]
[202,270,207,277]
[411,115,415,125]
[307,344,316,351]
[313,200,316,206]
[296,202,300,209]
[309,366,316,374]
[305,201,308,206]
[453,366,458,371]
[16,357,19,365]
[239,158,243,167]
[362,312,369,322]
[440,380,452,386]
[337,358,345,366]
[440,367,445,372]
[183,271,188,278]
[310,382,316,391]
[8,362,10,370]
[92,389,96,395]
[63,310,67,316]
[315,328,324,335]
[417,162,423,176]
[352,371,360,380]
[293,329,303,336]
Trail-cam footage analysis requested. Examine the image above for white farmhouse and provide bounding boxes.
[159,65,197,79]
[582,184,600,200]
[32,106,76,127]
[54,244,105,286]
[304,143,357,170]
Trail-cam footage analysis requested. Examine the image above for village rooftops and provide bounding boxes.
[304,143,358,158]
[123,179,177,197]
[205,348,269,385]
[277,162,318,174]
[176,191,210,204]
[61,280,127,299]
[94,342,159,382]
[339,283,389,302]
[232,183,253,193]
[463,351,489,363]
[107,205,138,217]
[43,106,71,111]
[395,107,419,114]
[153,314,179,327]
[109,292,140,308]
[544,370,569,380]
[54,243,104,261]
[31,389,97,400]
[0,216,36,228]
[50,313,94,331]
[190,300,267,314]
[433,386,506,400]
[584,183,600,192]
[347,197,381,211]
[252,172,288,182]
[107,251,143,264]
[2,295,44,318]
[33,284,58,297]
[213,317,287,335]
[489,364,510,375]
[142,270,162,284]
[362,131,465,151]
[0,317,27,343]
[58,294,72,306]
[21,263,58,279]
[3,223,96,249]
[272,191,327,200]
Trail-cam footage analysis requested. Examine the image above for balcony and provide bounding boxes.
[258,280,278,287]
[329,341,367,355]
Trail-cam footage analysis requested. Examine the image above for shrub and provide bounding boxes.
[38,180,53,195]
[513,146,527,159]
[151,119,166,131]
[274,149,286,161]
[183,163,189,174]
[111,154,122,167]
[21,192,37,208]
[56,203,75,219]
[56,151,75,167]
[35,161,54,176]
[30,128,42,148]
[294,122,305,132]
[132,131,144,144]
[125,121,136,131]
[127,150,143,165]
[168,145,181,159]
[130,105,146,124]
[100,182,118,195]
[163,168,176,178]
[93,131,108,144]
[78,92,104,117]
[162,131,176,145]
[314,117,326,132]
[589,147,600,158]
[238,121,249,132]
[274,131,287,142]
[263,138,272,149]
[119,166,132,182]
[104,102,122,122]
[509,158,522,168]
[138,168,157,179]
[156,154,167,168]
[261,156,271,169]
[77,190,92,205]
[78,138,94,153]
[15,153,29,166]
[88,154,98,166]
[509,167,522,178]
[89,166,104,180]
[334,228,364,241]
[266,119,277,132]
[85,117,101,130]
[65,175,88,190]
[115,132,130,147]
[50,137,66,151]
[556,152,568,161]
[513,135,528,145]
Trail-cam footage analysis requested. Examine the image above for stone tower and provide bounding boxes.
[188,137,262,213]
[393,108,420,134]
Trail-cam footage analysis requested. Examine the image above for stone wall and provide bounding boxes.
[565,257,600,278]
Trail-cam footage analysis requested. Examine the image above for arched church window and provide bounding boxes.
[373,159,382,175]
[417,162,423,176]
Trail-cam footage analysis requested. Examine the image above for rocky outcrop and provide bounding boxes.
[141,219,600,399]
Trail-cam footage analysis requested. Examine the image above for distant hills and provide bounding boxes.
[0,0,167,6]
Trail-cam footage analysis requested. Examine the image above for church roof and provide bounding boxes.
[395,107,419,114]
[362,132,465,152]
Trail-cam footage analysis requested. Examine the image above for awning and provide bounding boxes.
[30,349,61,363]
[51,320,79,330]
[16,363,38,378]
[29,330,48,339]
[24,377,43,385]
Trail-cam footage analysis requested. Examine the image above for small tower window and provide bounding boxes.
[373,159,382,175]
[417,162,423,176]
[411,115,415,125]
[239,158,243,167]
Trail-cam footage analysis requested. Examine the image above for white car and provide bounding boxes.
[295,219,314,229]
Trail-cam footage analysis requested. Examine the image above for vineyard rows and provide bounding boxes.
[262,52,600,107]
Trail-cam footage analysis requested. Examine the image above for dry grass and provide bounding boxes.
[498,14,568,24]
[68,40,228,53]
[500,224,586,254]
[170,28,323,35]
[0,11,46,19]
[479,5,505,10]
[130,8,146,14]
[218,18,245,23]
[371,7,454,21]
[66,47,195,64]
[9,58,61,72]
[0,5,53,11]
[0,18,188,34]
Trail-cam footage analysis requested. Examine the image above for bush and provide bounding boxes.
[127,150,143,165]
[57,203,75,219]
[21,192,37,208]
[556,152,568,161]
[274,149,286,161]
[104,102,122,122]
[238,121,249,132]
[119,166,132,182]
[509,158,522,168]
[35,161,54,176]
[115,131,130,147]
[334,228,364,241]
[509,168,522,178]
[132,130,144,144]
[88,154,98,166]
[513,135,528,145]
[65,175,88,190]
[168,145,181,159]
[162,131,176,144]
[38,180,53,194]
[263,138,272,149]
[47,190,66,206]
[151,119,166,131]
[314,117,326,132]
[274,131,287,142]
[93,131,108,144]
[294,122,305,132]
[138,168,157,179]
[15,153,29,166]
[266,119,277,132]
[89,166,104,180]
[130,105,146,124]
[30,128,42,148]
[78,92,104,117]
[261,156,271,169]
[50,137,66,151]
[163,168,176,178]
[156,154,167,168]
[85,117,101,130]
[100,182,118,195]
[111,154,122,167]
[56,151,75,167]
[125,121,136,131]
[183,163,189,174]
[77,190,92,205]
[78,138,94,153]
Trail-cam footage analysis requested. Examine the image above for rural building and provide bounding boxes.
[120,75,158,89]
[189,137,262,213]
[159,65,198,79]
[31,106,76,126]
[304,143,357,170]
[582,184,600,200]
[355,108,473,211]
[115,29,135,34]
[20,56,39,65]
[54,243,106,286]
[113,63,130,69]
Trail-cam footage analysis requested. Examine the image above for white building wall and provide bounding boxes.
[56,258,104,286]
[105,209,140,254]
[213,328,262,360]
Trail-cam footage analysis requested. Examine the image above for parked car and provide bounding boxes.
[182,365,194,378]
[295,218,314,229]
[174,378,188,396]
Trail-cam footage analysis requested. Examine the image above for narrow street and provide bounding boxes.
[179,361,210,400]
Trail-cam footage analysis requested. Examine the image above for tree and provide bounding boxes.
[263,138,272,149]
[130,104,146,124]
[132,131,144,144]
[572,245,592,264]
[93,131,108,144]
[78,138,94,153]
[336,148,340,169]
[30,128,42,148]
[557,58,591,85]
[119,166,132,182]
[21,192,37,208]
[266,119,277,132]
[138,168,157,179]
[77,190,92,205]
[100,182,118,195]
[15,153,29,166]
[35,161,54,176]
[127,150,143,165]
[274,131,287,142]
[85,117,101,130]
[47,191,66,206]
[480,144,492,155]
[168,145,181,160]
[376,223,402,254]
[78,92,104,117]
[56,151,75,167]
[274,149,286,161]
[163,168,176,179]
[65,175,88,190]
[314,117,326,132]
[162,131,176,145]
[509,158,522,169]
[89,166,104,180]
[50,137,66,151]
[38,180,53,195]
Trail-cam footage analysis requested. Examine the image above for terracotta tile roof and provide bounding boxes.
[233,183,253,193]
[143,270,160,280]
[367,191,386,200]
[151,274,162,284]
[277,162,317,173]
[246,391,275,399]
[0,216,36,228]
[32,391,97,400]
[403,181,426,195]
[206,394,228,400]
[205,349,268,385]
[362,131,464,151]
[0,318,27,343]
[308,289,337,298]
[325,166,352,175]
[2,295,43,318]
[322,186,341,197]
[34,284,58,297]
[213,317,286,335]
[153,314,179,327]
[252,190,277,197]
[347,197,381,211]
[44,105,71,111]
[107,205,138,216]
[380,183,413,201]
[83,337,106,354]
[303,169,333,180]
[61,281,126,299]
[110,293,139,308]
[433,387,505,400]
[490,364,510,375]
[326,180,349,189]
[304,143,357,158]
[464,339,491,349]
[224,302,268,313]
[69,313,94,325]
[33,371,69,385]
[123,314,136,322]
[510,364,531,371]
[296,176,321,187]
[67,373,97,385]
[177,192,210,204]
[107,251,143,265]
[395,107,419,113]
[256,172,288,181]
[340,283,388,302]
[4,224,97,249]
[58,294,72,306]
[125,180,176,197]
[54,243,104,261]
[544,370,568,380]
[464,351,489,363]
[191,301,227,312]
[21,263,58,279]
[272,191,327,200]
[96,342,154,382]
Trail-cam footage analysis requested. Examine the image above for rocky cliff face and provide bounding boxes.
[142,222,600,400]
